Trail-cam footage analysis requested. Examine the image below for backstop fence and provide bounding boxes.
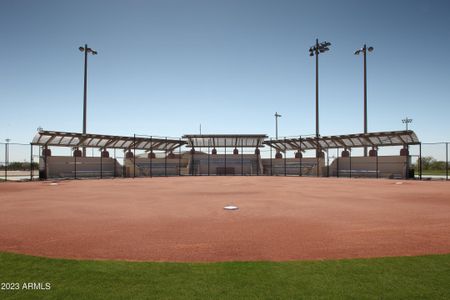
[1,141,449,181]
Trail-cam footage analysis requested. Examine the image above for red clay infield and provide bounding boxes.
[1,177,449,262]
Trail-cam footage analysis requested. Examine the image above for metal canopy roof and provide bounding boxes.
[183,134,268,148]
[32,130,186,152]
[264,130,420,152]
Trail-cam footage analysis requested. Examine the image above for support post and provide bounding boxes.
[44,146,47,180]
[299,136,302,177]
[133,134,136,178]
[178,141,181,176]
[74,148,77,179]
[224,139,227,176]
[336,148,340,178]
[256,146,259,176]
[207,140,210,176]
[349,148,352,178]
[376,148,379,179]
[419,143,422,180]
[114,148,116,178]
[446,142,448,181]
[198,146,201,176]
[100,148,103,179]
[4,143,7,181]
[326,148,329,177]
[30,144,33,180]
[241,143,244,176]
[150,137,153,177]
[270,139,273,176]
[284,138,287,176]
[316,149,319,177]
[165,137,168,177]
[406,144,410,180]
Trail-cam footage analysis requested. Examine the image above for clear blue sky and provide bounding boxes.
[1,0,449,144]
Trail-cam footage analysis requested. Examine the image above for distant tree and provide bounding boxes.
[416,156,447,170]
[0,162,38,170]
[417,156,434,170]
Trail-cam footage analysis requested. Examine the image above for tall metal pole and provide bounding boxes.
[274,112,281,139]
[315,39,319,142]
[82,44,88,157]
[315,39,320,177]
[363,44,368,156]
[310,38,330,167]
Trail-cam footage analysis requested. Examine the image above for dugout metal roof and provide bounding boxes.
[32,130,186,151]
[264,130,420,152]
[183,134,268,148]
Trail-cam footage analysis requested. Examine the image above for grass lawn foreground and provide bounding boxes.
[1,252,449,299]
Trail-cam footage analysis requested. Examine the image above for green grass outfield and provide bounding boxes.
[1,252,449,299]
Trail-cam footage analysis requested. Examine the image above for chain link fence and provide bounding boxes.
[1,141,448,181]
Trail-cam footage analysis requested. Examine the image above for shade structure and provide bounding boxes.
[32,130,186,152]
[183,134,267,148]
[264,130,420,152]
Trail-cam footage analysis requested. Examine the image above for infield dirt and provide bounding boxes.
[1,177,449,262]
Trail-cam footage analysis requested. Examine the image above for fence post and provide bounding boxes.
[198,146,201,176]
[44,146,48,180]
[224,139,227,176]
[150,137,153,177]
[326,148,329,177]
[419,143,422,180]
[179,139,182,176]
[113,148,116,178]
[74,148,77,179]
[165,137,168,177]
[4,142,8,181]
[133,134,136,178]
[336,148,340,178]
[376,148,379,179]
[100,148,103,179]
[349,148,352,178]
[270,139,272,176]
[283,138,287,176]
[446,142,448,181]
[208,140,210,176]
[256,145,259,176]
[30,143,33,180]
[299,136,302,177]
[239,143,243,176]
[406,144,410,180]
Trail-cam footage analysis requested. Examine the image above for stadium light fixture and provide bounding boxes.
[79,44,98,157]
[355,44,374,156]
[402,117,413,130]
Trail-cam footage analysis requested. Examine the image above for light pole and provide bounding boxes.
[355,44,374,156]
[402,117,413,130]
[309,39,331,157]
[274,112,282,139]
[79,44,98,156]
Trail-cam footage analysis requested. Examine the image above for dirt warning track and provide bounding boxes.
[1,177,449,262]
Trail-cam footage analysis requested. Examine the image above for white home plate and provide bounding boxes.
[224,205,239,210]
[49,182,58,186]
[395,182,404,185]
